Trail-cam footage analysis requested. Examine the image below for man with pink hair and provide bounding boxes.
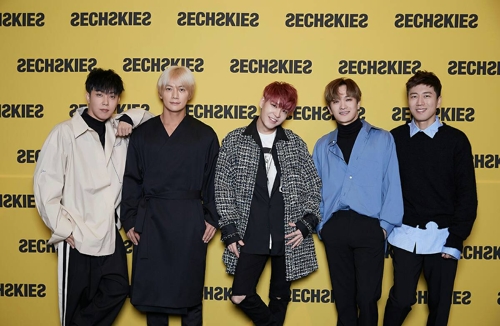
[215,81,321,325]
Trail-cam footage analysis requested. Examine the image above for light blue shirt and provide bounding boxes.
[313,120,403,238]
[388,117,461,260]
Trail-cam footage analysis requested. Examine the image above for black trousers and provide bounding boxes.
[383,246,458,326]
[64,231,129,326]
[232,252,291,326]
[322,210,385,326]
[146,304,203,326]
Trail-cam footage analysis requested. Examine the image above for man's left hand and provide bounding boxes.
[285,222,304,249]
[116,121,132,137]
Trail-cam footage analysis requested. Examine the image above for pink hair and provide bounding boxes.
[262,82,298,113]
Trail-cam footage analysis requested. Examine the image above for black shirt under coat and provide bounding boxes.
[221,118,312,256]
[243,122,286,256]
[81,109,133,149]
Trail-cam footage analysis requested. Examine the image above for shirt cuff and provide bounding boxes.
[444,232,464,252]
[223,234,242,247]
[379,220,394,237]
[295,220,309,238]
[118,114,133,126]
[442,246,461,260]
[220,223,240,246]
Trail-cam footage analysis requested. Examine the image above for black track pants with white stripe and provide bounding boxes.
[57,231,129,326]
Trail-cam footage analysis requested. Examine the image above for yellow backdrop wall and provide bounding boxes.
[1,0,499,325]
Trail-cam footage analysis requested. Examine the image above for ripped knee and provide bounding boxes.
[231,295,246,305]
[270,294,291,303]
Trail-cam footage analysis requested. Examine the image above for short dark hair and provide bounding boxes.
[406,70,442,97]
[85,68,124,95]
[324,78,362,104]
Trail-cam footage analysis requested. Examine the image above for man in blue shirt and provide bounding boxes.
[313,78,403,326]
[383,71,477,326]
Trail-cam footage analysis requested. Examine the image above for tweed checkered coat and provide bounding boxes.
[215,122,322,281]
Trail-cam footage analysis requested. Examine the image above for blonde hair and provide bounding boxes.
[157,66,195,98]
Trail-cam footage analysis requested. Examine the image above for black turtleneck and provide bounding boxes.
[81,110,106,148]
[337,118,362,164]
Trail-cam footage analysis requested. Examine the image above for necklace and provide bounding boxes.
[262,147,273,175]
[263,148,275,195]
[265,152,273,177]
[259,129,277,193]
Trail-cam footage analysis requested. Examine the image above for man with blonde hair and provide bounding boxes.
[121,66,220,325]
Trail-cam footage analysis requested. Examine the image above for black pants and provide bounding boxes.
[64,231,129,326]
[383,246,458,326]
[232,252,291,326]
[322,210,385,326]
[146,304,203,326]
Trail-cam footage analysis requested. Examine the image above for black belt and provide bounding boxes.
[135,190,201,259]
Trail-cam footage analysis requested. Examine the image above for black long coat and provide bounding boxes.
[121,115,219,312]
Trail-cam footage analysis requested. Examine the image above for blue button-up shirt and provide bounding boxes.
[388,117,461,260]
[313,120,403,238]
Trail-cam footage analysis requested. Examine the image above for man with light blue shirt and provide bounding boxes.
[313,77,403,326]
[383,71,477,326]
